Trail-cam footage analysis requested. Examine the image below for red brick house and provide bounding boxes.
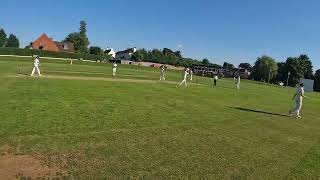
[31,33,74,53]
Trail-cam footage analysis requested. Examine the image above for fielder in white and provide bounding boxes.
[289,83,307,118]
[112,62,117,77]
[190,70,193,81]
[214,75,218,86]
[236,76,241,90]
[31,56,42,76]
[160,66,166,81]
[179,68,189,87]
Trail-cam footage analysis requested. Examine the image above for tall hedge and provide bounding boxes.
[0,47,102,61]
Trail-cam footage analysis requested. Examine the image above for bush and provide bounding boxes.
[0,47,103,61]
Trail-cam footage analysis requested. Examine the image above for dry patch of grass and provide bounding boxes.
[0,146,68,180]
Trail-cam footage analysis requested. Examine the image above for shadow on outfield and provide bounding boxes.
[229,107,288,117]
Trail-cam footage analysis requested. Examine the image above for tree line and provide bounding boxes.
[251,55,320,86]
[132,48,226,68]
[130,47,320,88]
[0,27,20,48]
[131,47,256,72]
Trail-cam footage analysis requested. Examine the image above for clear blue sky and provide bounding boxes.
[1,0,319,70]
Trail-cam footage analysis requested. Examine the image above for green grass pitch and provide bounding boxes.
[0,56,319,179]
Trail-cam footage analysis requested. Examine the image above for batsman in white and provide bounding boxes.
[289,83,307,118]
[160,66,166,81]
[179,68,189,87]
[112,62,117,77]
[31,55,42,77]
[236,76,241,90]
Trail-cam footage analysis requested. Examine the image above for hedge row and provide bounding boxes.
[0,48,102,61]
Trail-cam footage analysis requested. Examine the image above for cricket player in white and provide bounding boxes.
[190,70,193,81]
[214,75,218,86]
[31,56,42,76]
[289,83,307,118]
[236,76,241,90]
[112,62,117,77]
[160,66,166,81]
[179,68,189,86]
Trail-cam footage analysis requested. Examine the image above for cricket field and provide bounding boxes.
[0,57,319,179]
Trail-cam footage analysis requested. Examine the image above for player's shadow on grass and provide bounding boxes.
[229,107,288,117]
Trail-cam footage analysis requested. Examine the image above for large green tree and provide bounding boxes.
[285,57,305,85]
[298,54,313,79]
[0,28,7,47]
[65,21,90,53]
[274,54,313,85]
[202,58,210,65]
[174,51,182,58]
[239,63,252,71]
[162,48,174,55]
[5,34,19,48]
[132,49,147,62]
[89,46,103,55]
[252,55,278,81]
[223,62,235,70]
[276,62,287,83]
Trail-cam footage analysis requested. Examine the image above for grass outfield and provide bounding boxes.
[0,56,320,179]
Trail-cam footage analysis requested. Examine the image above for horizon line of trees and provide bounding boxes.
[252,54,320,86]
[132,48,226,68]
[131,48,320,86]
[131,48,320,87]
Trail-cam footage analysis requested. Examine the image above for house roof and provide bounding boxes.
[40,33,49,40]
[54,41,75,53]
[105,49,111,54]
[116,48,135,54]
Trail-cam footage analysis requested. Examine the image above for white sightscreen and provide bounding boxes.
[300,79,314,92]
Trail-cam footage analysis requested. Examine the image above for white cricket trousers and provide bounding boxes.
[31,65,41,76]
[112,68,116,76]
[180,78,187,86]
[160,73,165,80]
[292,99,302,117]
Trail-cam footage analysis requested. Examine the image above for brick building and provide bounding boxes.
[31,33,74,53]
